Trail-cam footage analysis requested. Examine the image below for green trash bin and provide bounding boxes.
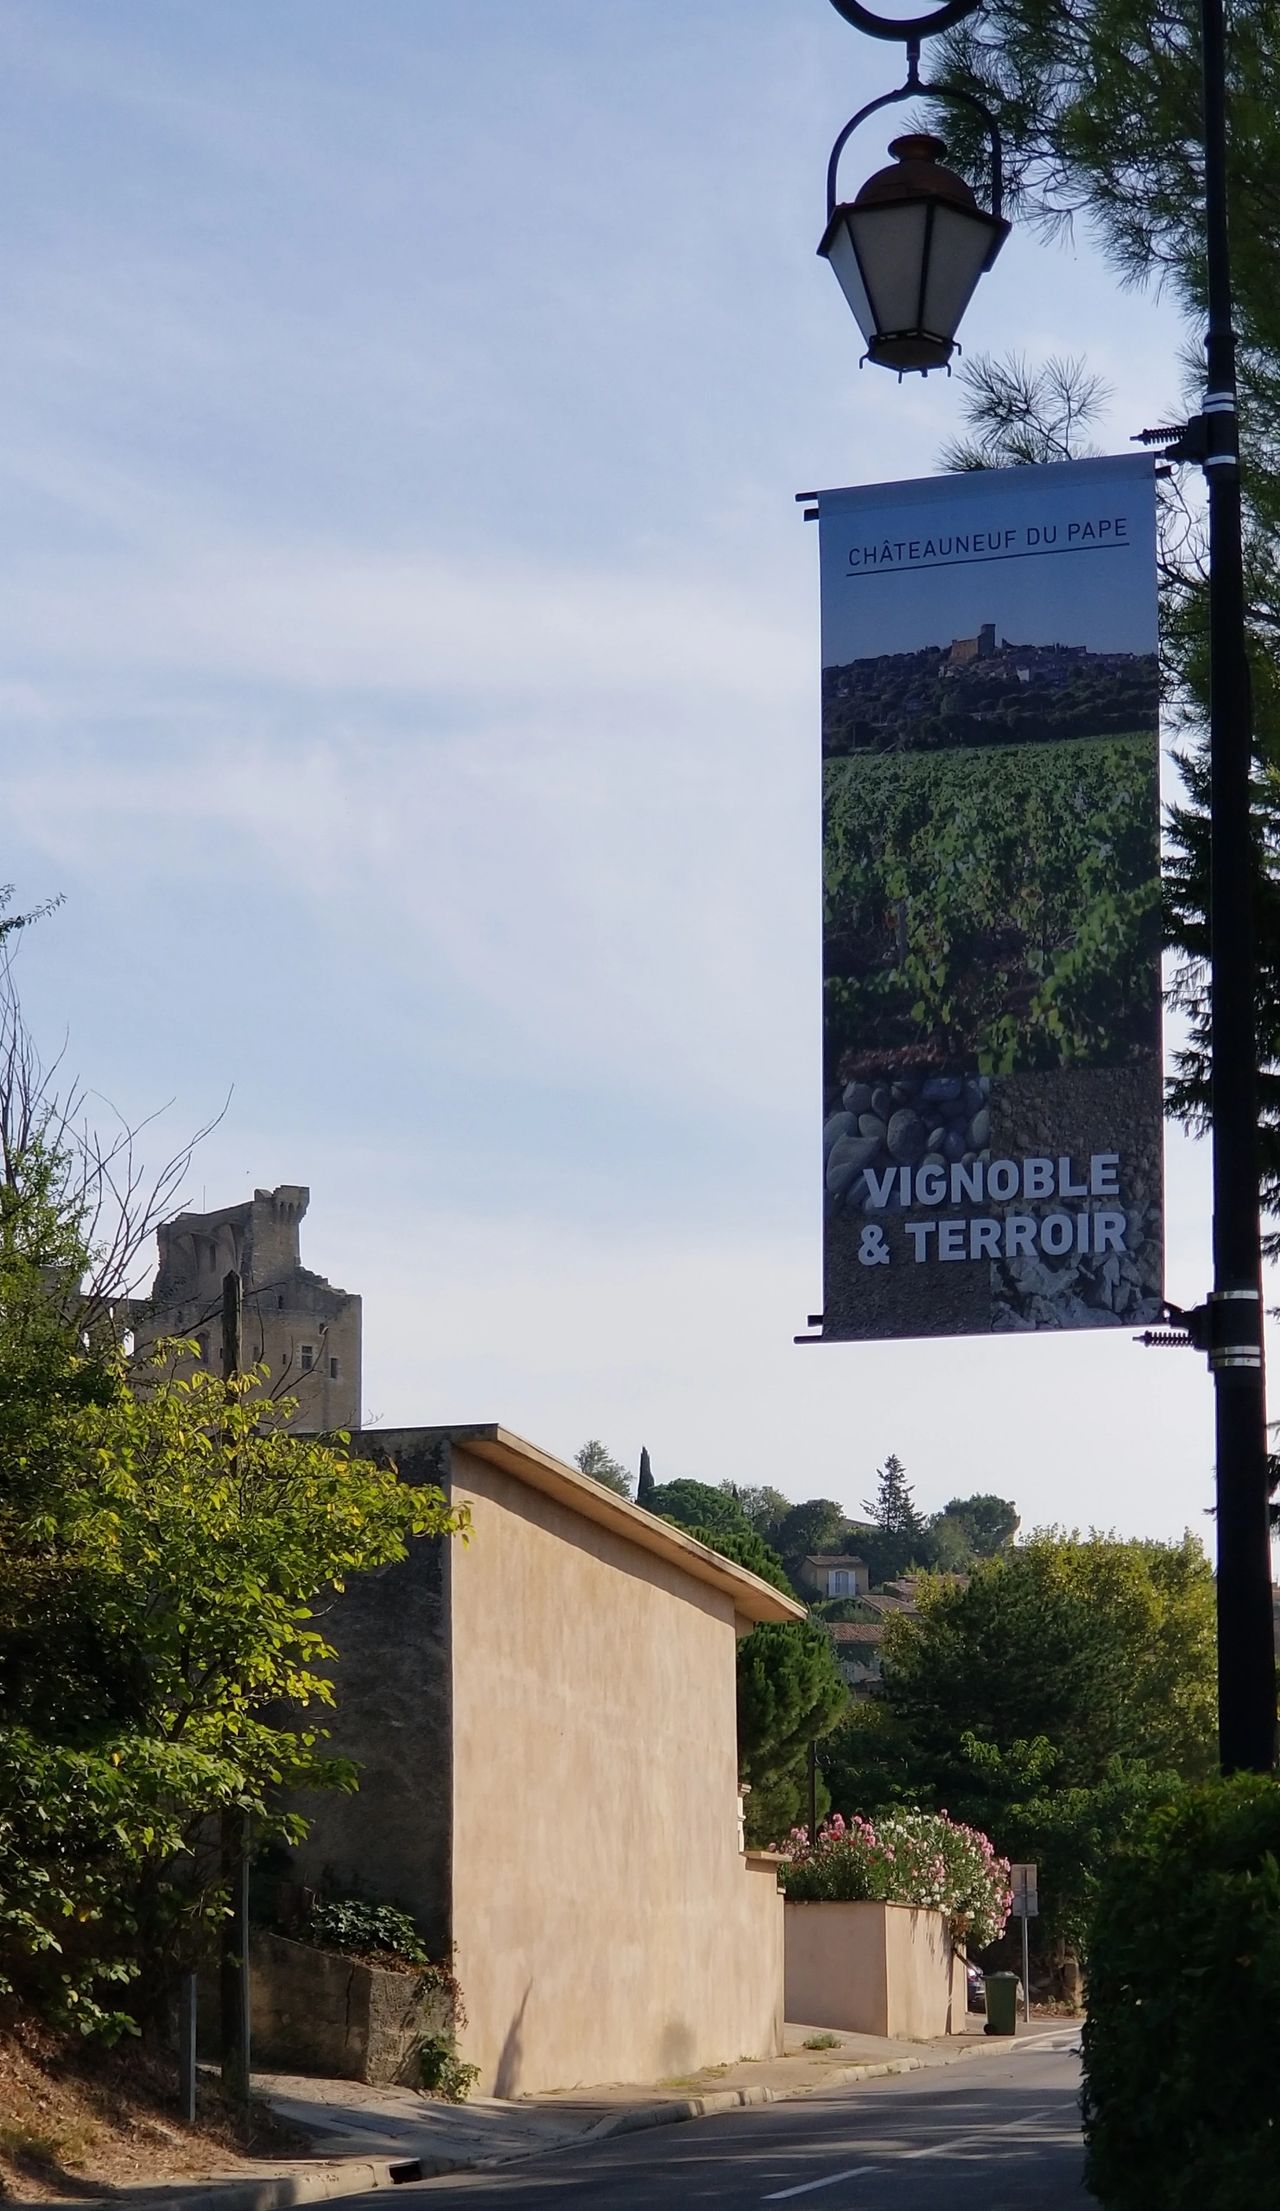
[983,1971,1020,2036]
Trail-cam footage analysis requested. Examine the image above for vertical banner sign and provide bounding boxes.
[818,456,1162,1341]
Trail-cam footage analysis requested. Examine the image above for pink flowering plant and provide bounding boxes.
[777,1808,1012,1950]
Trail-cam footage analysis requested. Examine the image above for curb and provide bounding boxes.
[74,2155,450,2211]
[581,2023,1081,2145]
[72,2027,1081,2208]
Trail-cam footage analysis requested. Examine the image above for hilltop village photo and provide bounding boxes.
[822,619,1159,757]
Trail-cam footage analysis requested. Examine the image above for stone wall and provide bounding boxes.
[248,1932,452,2085]
[284,1430,453,1958]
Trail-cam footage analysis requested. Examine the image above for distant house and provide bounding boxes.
[828,1620,886,1689]
[797,1553,869,1600]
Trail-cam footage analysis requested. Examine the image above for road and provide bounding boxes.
[380,2039,1088,2210]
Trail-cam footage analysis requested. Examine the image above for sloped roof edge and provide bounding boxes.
[367,1423,805,1626]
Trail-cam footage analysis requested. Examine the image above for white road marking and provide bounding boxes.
[760,2106,1058,2198]
[901,2105,1054,2159]
[762,2168,877,2200]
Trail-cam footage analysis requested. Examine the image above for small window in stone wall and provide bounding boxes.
[329,1356,339,1380]
[300,1344,314,1371]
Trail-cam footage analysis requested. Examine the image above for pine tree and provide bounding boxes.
[863,1455,922,1539]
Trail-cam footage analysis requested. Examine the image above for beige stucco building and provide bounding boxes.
[289,1424,800,2095]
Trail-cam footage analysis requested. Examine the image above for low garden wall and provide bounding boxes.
[784,1900,968,2041]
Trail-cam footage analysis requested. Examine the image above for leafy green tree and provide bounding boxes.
[573,1438,631,1497]
[688,1523,793,1596]
[954,1733,1181,1955]
[824,1534,1216,1964]
[820,1696,921,1821]
[647,1477,748,1539]
[773,1497,848,1566]
[938,1493,1020,1557]
[1,1354,469,2028]
[882,1534,1217,1795]
[743,1759,832,1848]
[9,1360,468,1769]
[0,1726,243,2037]
[919,1511,976,1574]
[722,1482,792,1540]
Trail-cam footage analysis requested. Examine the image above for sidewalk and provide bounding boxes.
[40,2015,1079,2211]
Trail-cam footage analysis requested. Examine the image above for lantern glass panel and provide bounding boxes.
[822,216,876,345]
[845,201,930,337]
[920,203,1002,344]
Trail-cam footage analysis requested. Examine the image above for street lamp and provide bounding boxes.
[817,12,1009,378]
[820,0,1276,1774]
[820,129,1007,374]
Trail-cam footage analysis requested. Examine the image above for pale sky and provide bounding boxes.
[818,457,1159,660]
[0,0,1261,1547]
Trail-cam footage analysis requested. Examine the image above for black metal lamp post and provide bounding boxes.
[821,0,1276,1773]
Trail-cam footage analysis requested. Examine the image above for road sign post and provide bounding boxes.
[1009,1862,1038,2025]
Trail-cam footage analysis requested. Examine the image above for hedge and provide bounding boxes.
[1082,1773,1280,2211]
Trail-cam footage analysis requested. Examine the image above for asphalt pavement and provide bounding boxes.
[375,2041,1088,2210]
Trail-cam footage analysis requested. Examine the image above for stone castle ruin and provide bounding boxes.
[131,1182,361,1431]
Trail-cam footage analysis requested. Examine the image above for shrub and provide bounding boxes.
[777,1807,1011,1950]
[1082,1774,1280,2211]
[305,1898,431,1968]
[418,2033,480,2103]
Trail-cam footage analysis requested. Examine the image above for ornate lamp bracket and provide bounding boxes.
[824,37,1004,224]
